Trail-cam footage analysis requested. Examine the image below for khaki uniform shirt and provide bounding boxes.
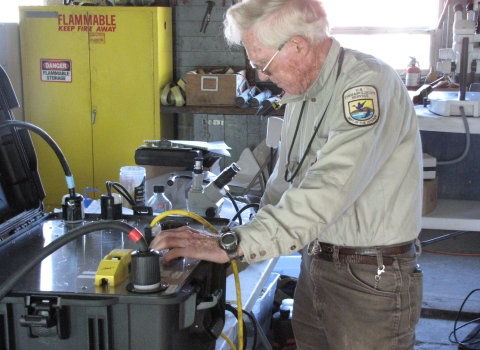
[235,37,423,264]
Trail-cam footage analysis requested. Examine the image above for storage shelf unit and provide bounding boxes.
[422,199,480,231]
[416,106,480,231]
[161,105,285,116]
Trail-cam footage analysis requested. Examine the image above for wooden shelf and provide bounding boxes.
[160,105,285,116]
[422,199,480,232]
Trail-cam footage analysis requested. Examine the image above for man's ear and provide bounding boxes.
[290,36,310,57]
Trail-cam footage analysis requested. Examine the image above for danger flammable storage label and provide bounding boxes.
[40,59,72,83]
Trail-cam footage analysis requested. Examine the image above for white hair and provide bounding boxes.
[224,0,330,49]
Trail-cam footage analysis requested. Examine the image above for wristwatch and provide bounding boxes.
[218,229,240,260]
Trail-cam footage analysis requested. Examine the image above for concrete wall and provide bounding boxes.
[170,0,269,166]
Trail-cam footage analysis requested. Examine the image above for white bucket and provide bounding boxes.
[119,166,146,209]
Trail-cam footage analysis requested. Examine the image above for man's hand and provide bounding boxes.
[149,226,231,264]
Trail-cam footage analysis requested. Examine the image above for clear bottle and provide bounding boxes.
[147,184,172,214]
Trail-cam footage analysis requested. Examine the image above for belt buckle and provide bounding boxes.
[308,239,321,256]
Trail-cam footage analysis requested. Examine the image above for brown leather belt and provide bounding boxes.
[314,242,415,266]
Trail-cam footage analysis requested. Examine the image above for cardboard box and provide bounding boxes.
[423,177,438,215]
[185,69,246,106]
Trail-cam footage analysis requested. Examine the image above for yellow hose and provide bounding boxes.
[150,209,244,350]
[231,259,243,350]
[150,209,216,233]
[220,332,237,350]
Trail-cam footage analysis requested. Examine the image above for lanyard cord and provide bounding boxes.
[284,47,345,183]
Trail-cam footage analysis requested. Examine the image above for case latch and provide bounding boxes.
[19,295,70,339]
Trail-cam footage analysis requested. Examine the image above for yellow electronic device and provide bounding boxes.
[95,249,133,287]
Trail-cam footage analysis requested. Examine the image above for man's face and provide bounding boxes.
[242,30,309,95]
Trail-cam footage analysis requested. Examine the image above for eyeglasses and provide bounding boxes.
[249,43,286,76]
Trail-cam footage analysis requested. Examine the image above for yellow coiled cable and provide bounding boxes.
[150,209,243,350]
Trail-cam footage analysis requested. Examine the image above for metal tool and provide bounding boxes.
[200,1,215,33]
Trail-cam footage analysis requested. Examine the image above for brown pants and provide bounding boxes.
[292,245,423,350]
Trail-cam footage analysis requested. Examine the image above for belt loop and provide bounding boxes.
[333,245,340,268]
[307,239,320,256]
[414,238,422,257]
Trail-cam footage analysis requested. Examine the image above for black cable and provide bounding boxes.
[242,309,259,350]
[106,181,113,196]
[449,288,480,346]
[229,203,259,226]
[105,181,137,207]
[109,181,137,207]
[0,120,76,197]
[225,190,241,225]
[168,174,195,186]
[0,220,148,301]
[167,174,210,186]
[225,302,248,350]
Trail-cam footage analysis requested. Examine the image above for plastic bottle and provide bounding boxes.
[119,166,146,209]
[281,298,294,314]
[147,185,172,214]
[405,57,421,90]
[271,305,296,350]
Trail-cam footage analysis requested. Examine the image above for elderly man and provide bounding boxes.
[151,0,423,348]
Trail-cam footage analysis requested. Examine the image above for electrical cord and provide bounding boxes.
[449,288,480,347]
[229,203,259,227]
[167,174,206,186]
[0,220,147,301]
[225,303,247,350]
[106,181,136,208]
[437,106,470,165]
[0,120,77,197]
[150,209,244,350]
[421,248,480,257]
[225,190,242,225]
[242,309,258,350]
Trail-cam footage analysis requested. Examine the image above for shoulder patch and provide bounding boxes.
[343,86,379,126]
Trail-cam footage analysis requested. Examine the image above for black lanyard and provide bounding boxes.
[284,47,345,183]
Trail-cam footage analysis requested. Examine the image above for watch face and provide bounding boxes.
[222,234,236,245]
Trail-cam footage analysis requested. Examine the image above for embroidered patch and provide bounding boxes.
[343,86,379,126]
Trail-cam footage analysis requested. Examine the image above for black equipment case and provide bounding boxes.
[0,65,226,350]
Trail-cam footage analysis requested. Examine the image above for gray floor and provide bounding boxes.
[415,229,480,350]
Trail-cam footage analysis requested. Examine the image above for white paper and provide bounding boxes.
[170,140,231,157]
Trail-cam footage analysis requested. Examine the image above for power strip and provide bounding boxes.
[427,91,480,117]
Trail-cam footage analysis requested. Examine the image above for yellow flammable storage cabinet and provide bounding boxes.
[19,6,173,208]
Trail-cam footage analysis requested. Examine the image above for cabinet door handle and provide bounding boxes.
[92,109,96,124]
